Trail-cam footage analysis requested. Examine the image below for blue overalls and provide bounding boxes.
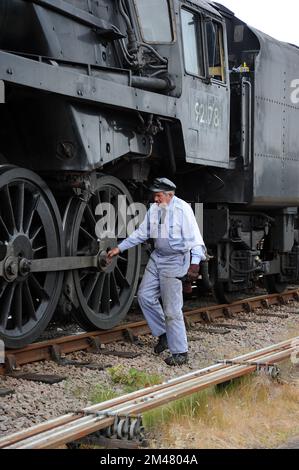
[137,215,190,354]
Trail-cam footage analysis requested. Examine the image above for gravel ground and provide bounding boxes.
[0,299,299,439]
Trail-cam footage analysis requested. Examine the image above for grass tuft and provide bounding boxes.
[107,365,163,392]
[89,385,119,404]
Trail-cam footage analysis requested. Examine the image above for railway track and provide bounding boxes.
[1,289,299,376]
[0,336,298,449]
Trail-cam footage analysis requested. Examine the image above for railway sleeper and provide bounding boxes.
[50,344,111,370]
[5,373,66,385]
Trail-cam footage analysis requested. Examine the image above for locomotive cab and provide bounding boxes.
[130,0,230,168]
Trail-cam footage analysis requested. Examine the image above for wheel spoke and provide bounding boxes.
[83,272,100,303]
[100,188,113,231]
[33,245,47,255]
[24,193,41,234]
[115,265,130,288]
[0,284,16,329]
[30,225,43,243]
[91,190,102,216]
[110,272,120,306]
[14,284,23,330]
[3,186,16,234]
[102,187,112,204]
[85,203,96,228]
[89,274,105,312]
[0,280,8,298]
[101,273,111,313]
[79,226,96,242]
[16,182,25,232]
[29,274,50,300]
[79,271,89,282]
[23,280,37,321]
[96,190,102,207]
[0,215,10,240]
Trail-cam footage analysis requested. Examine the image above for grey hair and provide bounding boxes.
[163,191,175,196]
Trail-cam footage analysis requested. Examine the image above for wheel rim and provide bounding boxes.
[0,166,63,348]
[64,176,141,330]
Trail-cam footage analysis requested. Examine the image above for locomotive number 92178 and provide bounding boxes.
[195,101,220,128]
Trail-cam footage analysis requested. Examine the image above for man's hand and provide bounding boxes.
[107,247,120,260]
[187,264,200,282]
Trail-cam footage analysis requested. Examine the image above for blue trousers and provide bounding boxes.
[137,251,189,354]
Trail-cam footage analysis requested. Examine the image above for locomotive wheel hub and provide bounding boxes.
[11,234,33,260]
[97,237,118,273]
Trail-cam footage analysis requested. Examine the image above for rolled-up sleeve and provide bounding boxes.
[190,245,206,264]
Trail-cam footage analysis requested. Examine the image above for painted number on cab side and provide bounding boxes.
[195,101,220,128]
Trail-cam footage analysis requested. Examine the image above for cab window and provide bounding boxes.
[206,20,226,82]
[181,9,204,77]
[134,0,173,43]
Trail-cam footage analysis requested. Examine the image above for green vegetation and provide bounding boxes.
[89,384,119,404]
[107,365,162,392]
[143,388,214,429]
[144,375,271,430]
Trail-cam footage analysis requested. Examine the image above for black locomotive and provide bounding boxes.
[0,0,298,348]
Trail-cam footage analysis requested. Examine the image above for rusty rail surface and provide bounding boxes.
[0,337,298,449]
[1,289,298,375]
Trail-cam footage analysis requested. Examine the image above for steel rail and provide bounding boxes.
[0,337,295,448]
[1,289,298,375]
[1,337,295,446]
[1,337,297,449]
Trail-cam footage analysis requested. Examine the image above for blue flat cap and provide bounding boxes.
[149,177,177,192]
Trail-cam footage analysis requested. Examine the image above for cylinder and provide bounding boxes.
[131,75,172,92]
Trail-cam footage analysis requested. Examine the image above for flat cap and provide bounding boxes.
[149,177,177,192]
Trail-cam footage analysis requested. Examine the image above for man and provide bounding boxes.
[108,178,206,366]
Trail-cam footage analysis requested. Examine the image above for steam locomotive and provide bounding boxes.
[0,0,298,348]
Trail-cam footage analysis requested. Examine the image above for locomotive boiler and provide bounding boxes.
[0,0,298,348]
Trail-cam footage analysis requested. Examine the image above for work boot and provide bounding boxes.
[154,333,168,354]
[164,353,188,366]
